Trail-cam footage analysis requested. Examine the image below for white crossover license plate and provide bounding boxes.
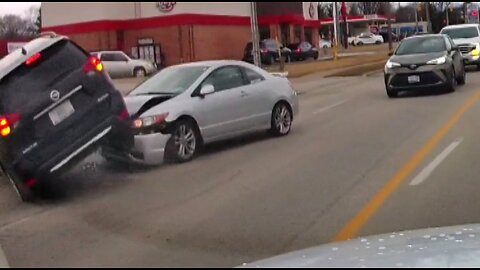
[49,100,74,126]
[408,75,420,83]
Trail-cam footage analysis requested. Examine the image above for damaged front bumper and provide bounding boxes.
[101,131,171,165]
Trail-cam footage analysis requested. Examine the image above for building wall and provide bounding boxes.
[139,2,251,18]
[257,2,303,16]
[193,25,251,61]
[66,31,119,52]
[302,2,318,20]
[42,3,134,27]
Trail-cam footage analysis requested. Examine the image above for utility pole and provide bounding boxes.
[387,2,392,53]
[414,5,419,33]
[333,2,338,61]
[446,3,449,26]
[250,2,260,67]
[425,2,431,33]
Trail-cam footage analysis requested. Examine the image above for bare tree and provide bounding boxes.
[0,14,37,39]
[318,2,333,19]
[348,2,362,16]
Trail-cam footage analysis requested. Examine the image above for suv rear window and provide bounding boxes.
[0,40,88,114]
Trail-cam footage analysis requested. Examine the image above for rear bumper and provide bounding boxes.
[102,132,171,166]
[16,116,129,178]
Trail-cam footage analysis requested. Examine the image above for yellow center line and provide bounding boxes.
[334,90,480,242]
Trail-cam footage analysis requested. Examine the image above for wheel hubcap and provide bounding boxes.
[174,124,196,158]
[274,106,292,134]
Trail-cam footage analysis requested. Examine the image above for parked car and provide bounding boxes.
[242,39,292,65]
[384,34,465,98]
[91,51,157,78]
[102,60,299,165]
[0,33,132,201]
[440,24,480,67]
[352,33,384,46]
[287,42,319,61]
[319,39,332,48]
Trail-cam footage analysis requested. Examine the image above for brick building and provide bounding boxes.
[41,2,321,66]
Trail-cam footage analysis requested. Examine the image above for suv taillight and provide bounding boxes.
[0,113,21,138]
[84,56,104,74]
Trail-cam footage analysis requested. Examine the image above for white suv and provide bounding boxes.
[91,51,157,78]
[440,24,480,67]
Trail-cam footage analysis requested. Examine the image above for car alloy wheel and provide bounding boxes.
[135,68,146,78]
[272,103,292,136]
[173,123,197,161]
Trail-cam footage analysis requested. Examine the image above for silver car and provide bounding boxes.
[91,51,157,78]
[102,60,299,165]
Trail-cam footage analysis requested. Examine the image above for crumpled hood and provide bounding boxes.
[242,224,480,268]
[124,94,173,118]
[390,51,446,65]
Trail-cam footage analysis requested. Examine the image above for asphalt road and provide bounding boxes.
[1,68,480,267]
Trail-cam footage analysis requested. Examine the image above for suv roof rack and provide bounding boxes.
[39,31,58,38]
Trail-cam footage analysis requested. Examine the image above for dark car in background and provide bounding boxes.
[0,33,132,201]
[384,34,465,98]
[287,41,319,61]
[242,39,292,65]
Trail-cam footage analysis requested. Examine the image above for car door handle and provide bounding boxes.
[241,91,248,97]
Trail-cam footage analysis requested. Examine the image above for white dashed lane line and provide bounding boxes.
[409,137,463,186]
[312,100,348,115]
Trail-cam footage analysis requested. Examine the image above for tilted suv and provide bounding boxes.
[0,34,132,201]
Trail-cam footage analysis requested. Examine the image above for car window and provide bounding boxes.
[202,66,245,92]
[100,53,115,61]
[130,65,208,96]
[242,67,265,84]
[0,40,88,114]
[447,37,456,48]
[395,37,447,55]
[112,53,128,62]
[444,36,452,51]
[441,27,479,39]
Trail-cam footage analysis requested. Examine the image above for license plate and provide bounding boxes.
[408,75,420,83]
[48,100,74,126]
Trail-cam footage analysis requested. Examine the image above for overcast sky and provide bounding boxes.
[0,2,40,16]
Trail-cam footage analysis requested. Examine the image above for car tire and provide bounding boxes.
[134,67,146,78]
[4,166,34,202]
[270,102,293,136]
[457,65,466,85]
[448,68,456,92]
[375,40,382,44]
[314,53,319,60]
[165,119,201,163]
[357,41,363,46]
[386,87,398,98]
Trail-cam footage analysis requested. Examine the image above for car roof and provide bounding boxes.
[173,60,251,69]
[0,36,67,81]
[442,24,479,30]
[95,50,125,54]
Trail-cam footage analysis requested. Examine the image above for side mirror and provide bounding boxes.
[200,84,215,96]
[452,45,459,51]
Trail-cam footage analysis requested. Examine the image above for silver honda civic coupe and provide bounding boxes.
[102,60,299,165]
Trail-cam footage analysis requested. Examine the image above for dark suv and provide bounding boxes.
[0,34,132,201]
[242,39,292,65]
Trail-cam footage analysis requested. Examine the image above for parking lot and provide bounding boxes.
[1,65,480,266]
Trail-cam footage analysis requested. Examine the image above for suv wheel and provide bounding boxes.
[4,167,34,202]
[134,67,146,78]
[457,65,466,85]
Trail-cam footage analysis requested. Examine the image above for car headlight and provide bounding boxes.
[385,60,401,69]
[426,56,446,65]
[132,113,169,129]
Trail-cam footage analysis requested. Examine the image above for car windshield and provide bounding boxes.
[441,27,479,39]
[129,65,208,96]
[395,37,446,55]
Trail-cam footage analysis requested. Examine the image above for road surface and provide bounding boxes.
[1,69,480,267]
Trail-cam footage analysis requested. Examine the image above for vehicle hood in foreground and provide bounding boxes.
[241,224,480,268]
